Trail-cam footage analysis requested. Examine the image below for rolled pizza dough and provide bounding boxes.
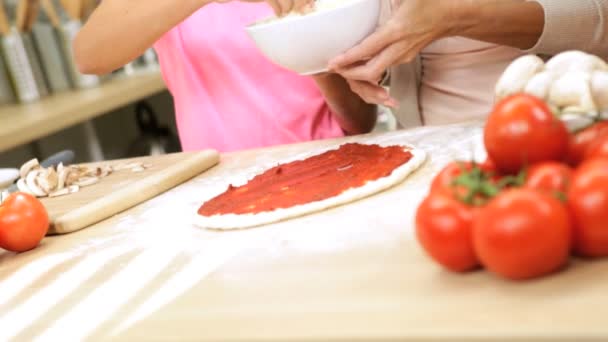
[194,143,426,230]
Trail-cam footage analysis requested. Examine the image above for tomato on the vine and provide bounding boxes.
[0,192,49,253]
[430,160,498,194]
[567,158,608,257]
[473,188,571,280]
[585,134,608,162]
[524,161,573,197]
[565,121,608,166]
[484,94,569,173]
[415,192,479,272]
[429,159,503,209]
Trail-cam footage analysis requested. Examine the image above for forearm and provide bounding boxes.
[313,74,377,135]
[452,0,544,50]
[74,0,207,74]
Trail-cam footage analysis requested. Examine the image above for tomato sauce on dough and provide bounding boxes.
[198,143,413,216]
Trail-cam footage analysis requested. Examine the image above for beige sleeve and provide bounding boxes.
[526,0,608,58]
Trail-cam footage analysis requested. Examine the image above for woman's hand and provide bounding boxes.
[267,0,314,16]
[344,78,398,108]
[233,0,313,16]
[328,0,543,85]
[310,73,378,134]
[328,0,463,84]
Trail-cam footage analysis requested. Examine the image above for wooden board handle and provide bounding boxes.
[50,151,219,234]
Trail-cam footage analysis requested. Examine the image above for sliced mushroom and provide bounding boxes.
[19,158,40,179]
[86,166,110,178]
[495,54,545,100]
[591,70,608,110]
[548,72,597,113]
[523,71,556,101]
[26,170,48,197]
[17,178,32,194]
[49,188,70,198]
[113,162,142,171]
[74,176,99,187]
[75,165,90,177]
[47,168,59,190]
[65,167,82,186]
[131,166,145,173]
[89,165,113,178]
[57,163,68,190]
[37,168,59,194]
[545,51,608,73]
[68,185,80,193]
[99,165,112,178]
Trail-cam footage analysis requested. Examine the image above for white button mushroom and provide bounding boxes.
[591,70,608,110]
[494,50,608,131]
[548,71,597,114]
[524,71,556,101]
[545,50,608,73]
[495,54,545,100]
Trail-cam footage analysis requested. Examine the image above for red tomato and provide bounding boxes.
[431,162,469,193]
[0,192,49,253]
[565,121,608,166]
[567,158,608,257]
[484,94,569,174]
[431,161,474,194]
[473,188,571,280]
[481,158,498,172]
[585,134,608,161]
[524,162,573,196]
[430,160,498,197]
[415,193,479,272]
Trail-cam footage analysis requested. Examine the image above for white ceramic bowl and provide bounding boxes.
[246,0,382,75]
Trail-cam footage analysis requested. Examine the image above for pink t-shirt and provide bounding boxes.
[154,2,344,152]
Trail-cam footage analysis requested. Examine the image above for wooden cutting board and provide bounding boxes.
[40,150,219,235]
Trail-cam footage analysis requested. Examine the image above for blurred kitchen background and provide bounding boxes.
[0,0,396,168]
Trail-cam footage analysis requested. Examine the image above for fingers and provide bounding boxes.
[328,20,401,70]
[267,0,312,16]
[277,0,293,15]
[294,0,314,13]
[265,0,282,16]
[346,79,398,108]
[335,40,411,83]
